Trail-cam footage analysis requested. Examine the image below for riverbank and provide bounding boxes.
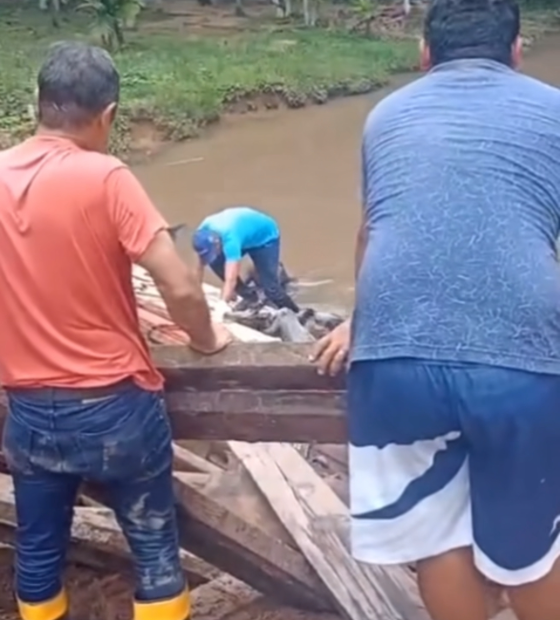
[0,0,557,159]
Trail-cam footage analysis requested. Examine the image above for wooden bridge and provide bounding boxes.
[0,268,512,620]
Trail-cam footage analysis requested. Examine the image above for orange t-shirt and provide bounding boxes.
[0,135,168,390]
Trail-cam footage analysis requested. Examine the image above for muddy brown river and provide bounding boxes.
[134,35,560,311]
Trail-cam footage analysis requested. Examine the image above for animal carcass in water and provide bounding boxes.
[225,304,346,342]
[266,308,316,342]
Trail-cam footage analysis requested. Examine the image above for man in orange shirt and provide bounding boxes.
[0,41,231,620]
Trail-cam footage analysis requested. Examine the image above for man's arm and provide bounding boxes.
[138,232,219,352]
[220,234,243,302]
[105,167,225,353]
[354,214,368,282]
[221,260,241,302]
[196,254,205,284]
[311,140,370,375]
[355,138,370,281]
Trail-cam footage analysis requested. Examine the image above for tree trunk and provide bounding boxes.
[50,0,60,28]
[302,0,310,24]
[114,19,125,48]
[234,0,246,17]
[271,0,287,18]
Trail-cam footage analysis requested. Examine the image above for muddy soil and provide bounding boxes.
[0,546,338,620]
[0,548,132,620]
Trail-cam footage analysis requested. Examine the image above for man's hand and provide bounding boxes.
[309,319,350,376]
[189,322,233,355]
[220,288,236,304]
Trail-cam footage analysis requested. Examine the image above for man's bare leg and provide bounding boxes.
[507,558,560,620]
[417,547,488,620]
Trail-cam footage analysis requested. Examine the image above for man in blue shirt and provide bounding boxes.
[192,206,299,312]
[312,0,560,618]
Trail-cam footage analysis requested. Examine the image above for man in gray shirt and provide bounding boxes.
[312,0,560,618]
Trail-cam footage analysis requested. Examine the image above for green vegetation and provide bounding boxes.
[0,0,558,157]
[0,2,419,155]
[77,0,145,50]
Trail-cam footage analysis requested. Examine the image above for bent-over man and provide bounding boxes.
[312,0,560,619]
[192,206,299,312]
[0,41,230,620]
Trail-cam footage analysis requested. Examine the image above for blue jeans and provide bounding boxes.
[2,383,185,606]
[209,238,299,312]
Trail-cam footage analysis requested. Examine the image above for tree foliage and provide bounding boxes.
[77,0,144,49]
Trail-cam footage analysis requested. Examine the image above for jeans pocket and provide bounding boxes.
[77,391,172,482]
[3,413,34,475]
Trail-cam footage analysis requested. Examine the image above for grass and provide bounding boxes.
[0,1,557,157]
[0,2,419,155]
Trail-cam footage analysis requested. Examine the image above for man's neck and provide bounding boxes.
[35,125,92,151]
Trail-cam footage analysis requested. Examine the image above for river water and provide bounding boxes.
[134,35,560,311]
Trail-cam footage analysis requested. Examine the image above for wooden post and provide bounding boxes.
[0,344,346,443]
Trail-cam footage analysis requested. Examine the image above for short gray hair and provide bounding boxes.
[37,41,120,129]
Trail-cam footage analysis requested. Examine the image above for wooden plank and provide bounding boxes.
[155,343,345,443]
[173,444,223,474]
[0,344,346,443]
[198,468,297,544]
[166,389,345,442]
[191,575,261,620]
[0,475,218,587]
[230,442,430,620]
[153,343,345,391]
[172,471,334,612]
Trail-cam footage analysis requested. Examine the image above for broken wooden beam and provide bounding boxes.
[0,344,346,443]
[173,444,223,474]
[162,344,344,442]
[172,471,334,611]
[154,343,344,391]
[230,442,430,620]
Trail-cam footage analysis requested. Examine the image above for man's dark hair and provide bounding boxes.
[37,41,120,129]
[424,0,520,67]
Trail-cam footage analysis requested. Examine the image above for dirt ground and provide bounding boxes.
[0,546,342,620]
[0,548,134,620]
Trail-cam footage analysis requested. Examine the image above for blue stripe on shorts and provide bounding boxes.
[347,358,560,573]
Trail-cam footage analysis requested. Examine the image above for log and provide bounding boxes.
[166,389,344,443]
[172,471,334,611]
[0,344,346,443]
[230,442,430,620]
[173,444,223,474]
[158,344,345,442]
[155,343,344,391]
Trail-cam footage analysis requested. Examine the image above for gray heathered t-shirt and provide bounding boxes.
[352,59,560,374]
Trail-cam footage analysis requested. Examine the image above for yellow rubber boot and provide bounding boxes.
[17,590,68,620]
[134,589,190,620]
